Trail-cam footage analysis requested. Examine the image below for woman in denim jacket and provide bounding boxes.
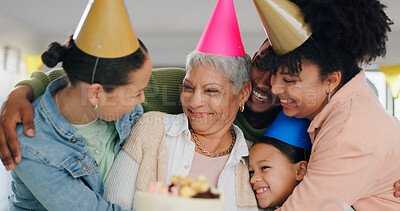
[8,1,152,209]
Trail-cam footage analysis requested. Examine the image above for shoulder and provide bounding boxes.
[315,94,400,155]
[123,112,166,148]
[16,116,73,166]
[136,111,166,126]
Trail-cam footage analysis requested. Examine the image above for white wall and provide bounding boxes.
[0,12,45,211]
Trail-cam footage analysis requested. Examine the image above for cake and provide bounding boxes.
[136,175,224,211]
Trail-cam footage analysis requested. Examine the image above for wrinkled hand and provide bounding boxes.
[395,180,400,198]
[0,85,35,170]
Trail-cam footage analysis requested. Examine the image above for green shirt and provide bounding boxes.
[73,118,117,180]
[233,111,269,143]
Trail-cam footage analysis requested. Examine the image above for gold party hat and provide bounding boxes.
[253,0,311,55]
[73,0,139,58]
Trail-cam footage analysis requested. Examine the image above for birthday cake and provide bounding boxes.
[136,175,224,211]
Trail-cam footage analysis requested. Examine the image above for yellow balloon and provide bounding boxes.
[379,65,400,99]
[23,55,42,77]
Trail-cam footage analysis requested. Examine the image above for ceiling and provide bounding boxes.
[0,0,399,66]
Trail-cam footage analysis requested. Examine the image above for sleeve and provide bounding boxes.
[13,150,133,211]
[104,150,140,210]
[14,68,66,101]
[142,67,186,114]
[278,139,379,211]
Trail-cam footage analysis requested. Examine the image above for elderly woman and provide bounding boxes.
[257,0,400,210]
[103,50,257,210]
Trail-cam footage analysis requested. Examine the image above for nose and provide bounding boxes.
[187,90,205,108]
[250,172,262,185]
[271,74,284,95]
[257,72,272,90]
[138,91,145,104]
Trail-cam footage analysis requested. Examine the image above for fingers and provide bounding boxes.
[3,118,20,168]
[21,103,35,137]
[0,126,15,171]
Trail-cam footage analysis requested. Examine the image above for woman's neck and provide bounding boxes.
[53,86,97,125]
[191,124,234,155]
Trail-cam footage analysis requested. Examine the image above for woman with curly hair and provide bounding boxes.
[254,0,400,210]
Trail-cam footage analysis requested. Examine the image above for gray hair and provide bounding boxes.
[185,51,251,94]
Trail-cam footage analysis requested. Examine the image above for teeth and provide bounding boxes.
[252,90,269,101]
[280,99,294,104]
[256,188,268,194]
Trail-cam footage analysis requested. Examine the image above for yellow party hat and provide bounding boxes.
[253,0,311,55]
[379,65,400,99]
[73,0,139,58]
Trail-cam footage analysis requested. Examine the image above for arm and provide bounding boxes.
[104,150,140,210]
[15,68,66,101]
[277,140,380,210]
[13,149,132,211]
[0,85,34,170]
[0,69,65,169]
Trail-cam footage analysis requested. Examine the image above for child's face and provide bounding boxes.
[248,143,300,208]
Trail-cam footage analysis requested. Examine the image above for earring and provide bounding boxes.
[327,89,331,103]
[93,104,98,110]
[240,105,245,112]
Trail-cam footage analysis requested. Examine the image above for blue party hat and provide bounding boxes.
[263,111,312,151]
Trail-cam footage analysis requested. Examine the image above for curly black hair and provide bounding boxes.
[265,0,392,84]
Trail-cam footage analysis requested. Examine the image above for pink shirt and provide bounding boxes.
[279,70,400,210]
[188,152,229,187]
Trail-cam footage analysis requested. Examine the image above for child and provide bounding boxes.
[248,111,311,209]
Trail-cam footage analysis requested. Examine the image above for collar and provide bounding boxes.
[308,70,368,135]
[36,77,78,141]
[230,124,250,165]
[165,113,189,137]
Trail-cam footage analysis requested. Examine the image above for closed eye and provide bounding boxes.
[283,78,297,83]
[261,166,270,171]
[205,89,218,93]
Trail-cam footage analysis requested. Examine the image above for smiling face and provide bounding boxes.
[96,56,152,121]
[270,60,332,119]
[247,41,280,113]
[249,143,299,208]
[180,64,247,135]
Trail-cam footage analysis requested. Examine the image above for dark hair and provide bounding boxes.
[253,136,310,163]
[252,39,278,73]
[265,0,392,85]
[41,36,148,92]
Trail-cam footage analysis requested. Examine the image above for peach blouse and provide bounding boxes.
[279,70,400,210]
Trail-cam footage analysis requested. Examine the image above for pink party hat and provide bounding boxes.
[195,0,245,57]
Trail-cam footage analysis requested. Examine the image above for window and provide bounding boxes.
[365,65,399,119]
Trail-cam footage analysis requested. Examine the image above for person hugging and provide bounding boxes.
[249,111,311,209]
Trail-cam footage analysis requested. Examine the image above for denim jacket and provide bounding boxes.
[9,77,142,211]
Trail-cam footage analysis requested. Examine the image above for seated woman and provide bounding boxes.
[254,0,400,209]
[103,50,256,210]
[8,0,153,210]
[249,111,311,209]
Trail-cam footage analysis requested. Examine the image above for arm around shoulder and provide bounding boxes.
[14,68,65,101]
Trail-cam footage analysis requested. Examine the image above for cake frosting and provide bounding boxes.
[136,175,224,211]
